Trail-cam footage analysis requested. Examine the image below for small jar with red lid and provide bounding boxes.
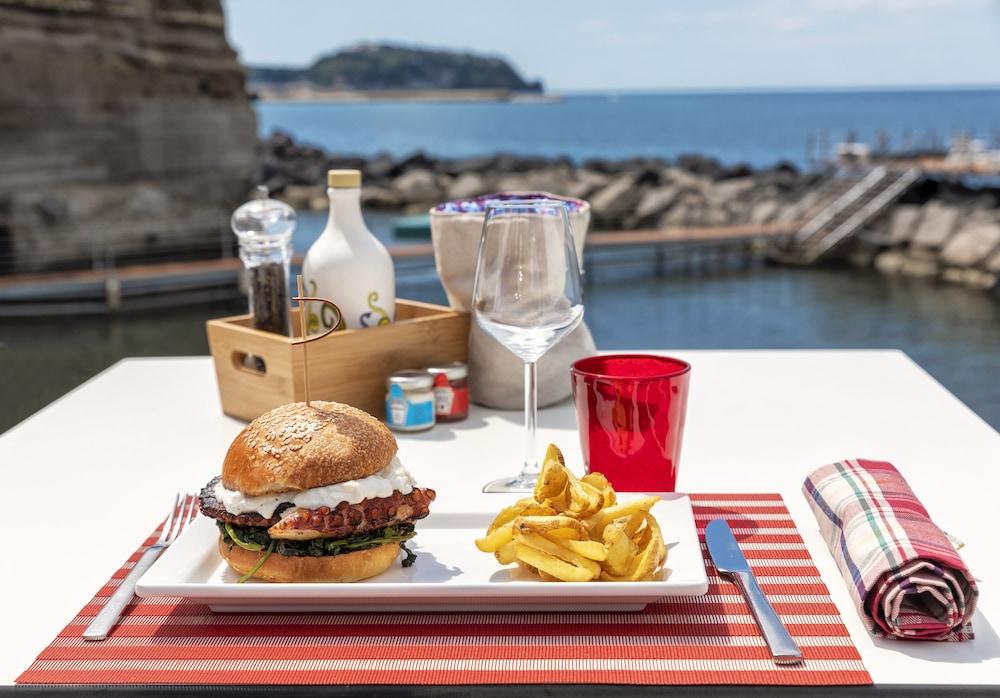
[426,362,469,422]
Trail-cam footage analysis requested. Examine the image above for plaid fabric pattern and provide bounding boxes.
[17,495,871,687]
[802,459,977,641]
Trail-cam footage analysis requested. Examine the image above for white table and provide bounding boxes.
[1,351,997,690]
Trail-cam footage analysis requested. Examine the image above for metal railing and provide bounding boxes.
[806,168,921,262]
[793,167,886,245]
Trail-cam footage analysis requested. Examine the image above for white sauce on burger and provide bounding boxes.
[213,456,416,519]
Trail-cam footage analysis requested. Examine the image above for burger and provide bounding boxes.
[198,400,435,583]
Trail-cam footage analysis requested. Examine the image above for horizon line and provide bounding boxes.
[550,83,1000,95]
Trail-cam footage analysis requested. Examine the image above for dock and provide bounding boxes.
[0,223,793,317]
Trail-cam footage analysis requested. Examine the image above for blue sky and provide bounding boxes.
[223,0,1000,91]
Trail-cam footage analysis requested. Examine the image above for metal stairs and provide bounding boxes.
[776,166,921,264]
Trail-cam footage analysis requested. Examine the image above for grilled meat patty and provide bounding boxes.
[198,475,436,540]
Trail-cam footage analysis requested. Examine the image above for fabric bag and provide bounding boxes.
[429,192,596,409]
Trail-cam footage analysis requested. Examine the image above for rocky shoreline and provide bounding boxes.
[260,131,821,231]
[260,132,1000,291]
[855,201,1000,290]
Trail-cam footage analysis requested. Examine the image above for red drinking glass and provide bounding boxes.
[571,354,691,492]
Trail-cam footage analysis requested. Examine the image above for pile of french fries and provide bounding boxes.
[475,444,667,582]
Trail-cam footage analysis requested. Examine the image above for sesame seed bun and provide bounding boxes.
[221,401,397,497]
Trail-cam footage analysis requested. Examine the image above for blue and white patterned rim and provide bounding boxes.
[433,191,587,214]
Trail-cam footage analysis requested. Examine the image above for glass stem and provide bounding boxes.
[522,360,539,479]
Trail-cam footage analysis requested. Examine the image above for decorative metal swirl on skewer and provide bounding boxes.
[292,274,345,407]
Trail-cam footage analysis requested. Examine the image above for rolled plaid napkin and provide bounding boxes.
[803,459,977,641]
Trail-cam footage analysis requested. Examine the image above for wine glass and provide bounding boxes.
[472,199,584,492]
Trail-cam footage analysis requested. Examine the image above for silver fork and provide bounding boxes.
[83,493,197,641]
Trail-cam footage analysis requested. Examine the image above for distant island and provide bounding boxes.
[248,42,546,102]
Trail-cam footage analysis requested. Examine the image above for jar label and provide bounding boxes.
[386,384,434,428]
[405,399,434,426]
[433,374,453,416]
[434,386,454,415]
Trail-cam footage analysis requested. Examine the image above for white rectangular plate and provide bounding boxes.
[137,493,708,612]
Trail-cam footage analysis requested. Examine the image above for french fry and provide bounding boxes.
[515,560,537,575]
[581,472,617,507]
[487,498,535,533]
[600,514,666,581]
[601,519,638,576]
[494,539,519,565]
[475,522,514,553]
[514,543,596,582]
[519,503,558,517]
[514,515,587,538]
[534,446,569,503]
[475,443,668,583]
[544,443,566,467]
[623,511,645,538]
[558,538,608,561]
[566,478,604,518]
[584,496,661,535]
[513,530,601,577]
[633,517,653,549]
[545,528,579,539]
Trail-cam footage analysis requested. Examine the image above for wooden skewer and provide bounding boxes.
[296,274,311,406]
[292,277,344,409]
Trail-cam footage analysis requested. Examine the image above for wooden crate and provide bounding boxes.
[206,299,469,421]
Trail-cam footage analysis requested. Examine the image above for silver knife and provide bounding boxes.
[705,518,803,665]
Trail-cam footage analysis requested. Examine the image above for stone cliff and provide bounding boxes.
[0,0,257,272]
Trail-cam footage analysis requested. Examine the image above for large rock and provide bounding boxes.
[658,192,703,227]
[447,172,489,201]
[661,167,709,195]
[900,254,939,279]
[589,173,640,228]
[874,250,906,275]
[940,221,1000,268]
[391,168,442,204]
[493,153,553,173]
[941,267,998,290]
[563,170,611,200]
[750,199,780,224]
[706,177,755,207]
[788,188,823,221]
[280,185,325,210]
[494,167,574,197]
[363,153,398,181]
[440,155,497,176]
[360,186,401,209]
[911,202,960,248]
[398,151,436,173]
[704,204,732,226]
[626,185,680,228]
[986,249,1000,273]
[886,205,923,245]
[676,153,725,179]
[0,0,257,273]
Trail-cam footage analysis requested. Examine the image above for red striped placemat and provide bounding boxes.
[17,494,871,686]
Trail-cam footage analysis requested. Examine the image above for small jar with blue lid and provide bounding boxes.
[385,370,436,432]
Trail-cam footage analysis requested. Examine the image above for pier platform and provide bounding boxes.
[0,223,793,316]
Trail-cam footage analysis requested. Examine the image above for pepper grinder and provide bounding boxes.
[231,186,296,335]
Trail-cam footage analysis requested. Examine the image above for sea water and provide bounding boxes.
[256,88,1000,168]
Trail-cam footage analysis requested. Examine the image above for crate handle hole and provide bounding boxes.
[232,351,267,375]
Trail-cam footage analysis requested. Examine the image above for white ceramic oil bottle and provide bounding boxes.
[302,169,395,332]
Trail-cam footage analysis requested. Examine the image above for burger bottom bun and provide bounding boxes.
[219,538,400,583]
